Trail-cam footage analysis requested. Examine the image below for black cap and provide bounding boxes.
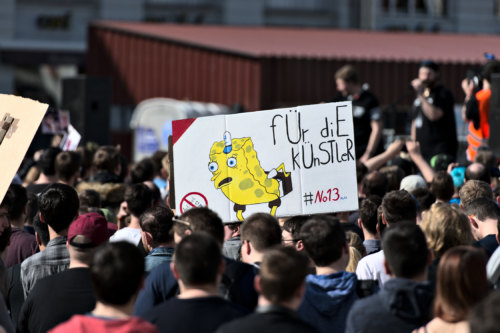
[419,60,439,72]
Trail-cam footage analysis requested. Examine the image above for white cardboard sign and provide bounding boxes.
[0,95,48,203]
[173,102,358,222]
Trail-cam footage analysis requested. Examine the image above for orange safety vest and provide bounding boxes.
[467,89,491,161]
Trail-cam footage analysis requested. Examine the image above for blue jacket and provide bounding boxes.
[298,271,358,333]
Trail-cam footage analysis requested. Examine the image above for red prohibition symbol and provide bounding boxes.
[180,192,208,214]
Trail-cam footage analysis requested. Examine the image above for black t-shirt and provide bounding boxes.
[413,84,457,161]
[331,89,383,159]
[145,296,248,333]
[17,268,95,333]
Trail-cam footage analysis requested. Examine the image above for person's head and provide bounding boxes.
[411,187,436,214]
[240,213,282,263]
[151,150,167,178]
[78,189,102,215]
[361,171,388,198]
[418,60,440,87]
[464,197,500,240]
[430,171,455,202]
[25,192,39,225]
[174,207,224,245]
[93,146,121,174]
[435,246,488,323]
[459,180,493,208]
[140,206,174,250]
[358,197,379,236]
[172,232,224,289]
[143,181,162,207]
[90,241,144,306]
[130,158,155,184]
[421,203,473,258]
[380,165,405,192]
[469,290,500,333]
[335,65,359,96]
[55,151,81,184]
[38,147,62,176]
[282,215,310,251]
[465,163,490,184]
[300,215,348,268]
[0,192,12,250]
[383,222,429,279]
[67,212,111,265]
[480,60,500,84]
[33,213,49,249]
[6,184,28,223]
[399,175,427,193]
[39,183,79,234]
[257,246,309,308]
[124,183,153,218]
[381,190,417,226]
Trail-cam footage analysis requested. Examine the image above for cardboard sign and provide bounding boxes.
[173,102,358,222]
[0,95,48,203]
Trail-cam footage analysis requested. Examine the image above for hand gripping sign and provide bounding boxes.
[172,102,358,223]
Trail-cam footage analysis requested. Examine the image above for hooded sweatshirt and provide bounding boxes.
[345,278,433,333]
[298,271,358,333]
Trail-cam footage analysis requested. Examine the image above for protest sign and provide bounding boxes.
[60,125,81,151]
[173,102,358,222]
[0,95,48,203]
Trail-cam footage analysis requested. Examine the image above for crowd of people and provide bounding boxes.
[1,58,500,333]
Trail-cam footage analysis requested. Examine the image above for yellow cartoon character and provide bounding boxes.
[209,132,292,221]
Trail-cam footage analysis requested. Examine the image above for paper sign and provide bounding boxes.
[173,102,358,222]
[0,95,48,203]
[60,124,81,151]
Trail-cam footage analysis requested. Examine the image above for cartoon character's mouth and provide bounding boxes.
[218,177,232,188]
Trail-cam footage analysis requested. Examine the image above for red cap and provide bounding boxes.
[68,212,110,247]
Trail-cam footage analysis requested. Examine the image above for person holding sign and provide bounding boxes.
[330,65,383,163]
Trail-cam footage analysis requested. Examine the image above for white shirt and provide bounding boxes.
[355,249,391,287]
[109,227,142,246]
[487,246,500,287]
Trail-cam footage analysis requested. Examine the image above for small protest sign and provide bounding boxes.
[60,125,81,151]
[0,95,48,203]
[173,102,358,222]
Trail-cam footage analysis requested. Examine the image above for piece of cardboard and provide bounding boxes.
[173,102,358,222]
[0,95,48,203]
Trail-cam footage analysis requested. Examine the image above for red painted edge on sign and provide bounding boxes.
[172,118,196,145]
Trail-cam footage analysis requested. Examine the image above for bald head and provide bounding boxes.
[465,163,490,184]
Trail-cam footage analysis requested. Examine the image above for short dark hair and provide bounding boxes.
[481,60,500,83]
[124,184,152,217]
[25,192,39,225]
[362,171,388,198]
[6,184,27,221]
[130,158,155,184]
[151,151,167,176]
[140,206,174,244]
[382,222,428,279]
[259,246,309,304]
[359,198,379,235]
[430,171,455,202]
[0,225,11,253]
[176,207,224,244]
[282,215,310,241]
[55,151,81,182]
[300,215,346,267]
[79,189,102,210]
[464,197,500,222]
[469,291,500,333]
[33,213,49,246]
[39,183,79,233]
[38,147,62,176]
[411,187,436,212]
[175,232,222,287]
[90,242,144,305]
[381,190,417,226]
[93,146,120,173]
[241,213,281,252]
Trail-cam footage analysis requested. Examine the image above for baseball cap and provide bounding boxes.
[68,212,110,248]
[400,175,427,193]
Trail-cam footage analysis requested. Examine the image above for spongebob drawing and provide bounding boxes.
[209,131,292,221]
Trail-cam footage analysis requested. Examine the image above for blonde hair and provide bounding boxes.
[346,246,362,273]
[420,203,473,258]
[459,180,493,207]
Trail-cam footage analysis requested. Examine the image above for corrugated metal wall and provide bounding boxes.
[88,25,262,111]
[88,24,471,113]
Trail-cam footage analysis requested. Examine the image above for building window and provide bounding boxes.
[396,0,408,12]
[415,0,427,13]
[382,0,390,12]
[495,0,500,17]
[432,0,447,17]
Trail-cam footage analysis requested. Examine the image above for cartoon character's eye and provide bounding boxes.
[227,157,237,168]
[208,162,218,172]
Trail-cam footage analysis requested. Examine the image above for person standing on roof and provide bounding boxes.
[330,65,384,163]
[411,60,457,162]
